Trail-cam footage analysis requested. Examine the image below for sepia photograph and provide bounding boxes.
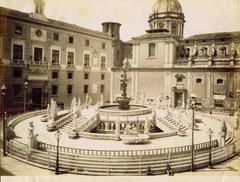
[0,0,240,181]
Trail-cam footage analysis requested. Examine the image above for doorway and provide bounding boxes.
[174,92,183,108]
[32,88,42,109]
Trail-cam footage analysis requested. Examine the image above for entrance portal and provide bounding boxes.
[32,88,42,109]
[174,92,183,108]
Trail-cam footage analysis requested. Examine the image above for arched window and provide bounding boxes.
[171,23,178,35]
[177,77,183,83]
[185,48,190,58]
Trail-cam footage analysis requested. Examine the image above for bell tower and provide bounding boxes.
[34,0,45,16]
[29,0,47,21]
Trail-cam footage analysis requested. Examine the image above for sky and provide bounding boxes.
[0,0,240,41]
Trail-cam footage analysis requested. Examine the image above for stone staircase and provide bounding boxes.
[59,117,88,133]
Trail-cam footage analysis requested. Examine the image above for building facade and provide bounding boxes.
[1,0,240,114]
[0,0,124,113]
[111,0,240,112]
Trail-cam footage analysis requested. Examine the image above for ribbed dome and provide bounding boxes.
[152,0,183,14]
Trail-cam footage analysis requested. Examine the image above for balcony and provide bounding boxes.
[100,66,107,71]
[51,63,61,69]
[83,65,91,71]
[10,59,25,67]
[29,61,49,68]
[66,64,76,70]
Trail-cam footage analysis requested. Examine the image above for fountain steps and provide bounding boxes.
[60,117,87,133]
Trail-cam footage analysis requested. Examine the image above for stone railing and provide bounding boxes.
[8,110,47,129]
[77,113,98,132]
[54,112,73,129]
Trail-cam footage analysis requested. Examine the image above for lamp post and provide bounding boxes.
[236,89,240,110]
[54,129,62,175]
[207,128,214,169]
[190,93,196,172]
[1,84,7,156]
[24,81,28,113]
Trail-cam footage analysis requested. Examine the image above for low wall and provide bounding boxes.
[6,137,240,175]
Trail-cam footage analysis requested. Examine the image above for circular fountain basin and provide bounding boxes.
[99,104,152,116]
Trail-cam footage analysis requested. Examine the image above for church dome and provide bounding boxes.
[152,0,183,14]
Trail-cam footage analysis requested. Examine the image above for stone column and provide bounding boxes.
[144,117,149,134]
[115,119,120,141]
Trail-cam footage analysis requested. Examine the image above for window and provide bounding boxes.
[52,72,58,79]
[149,43,156,57]
[69,36,74,44]
[100,85,105,93]
[171,23,178,35]
[101,56,106,68]
[196,78,202,84]
[13,44,23,60]
[13,69,22,78]
[217,79,224,85]
[101,74,105,80]
[102,43,106,49]
[84,54,90,67]
[67,85,73,94]
[84,73,89,80]
[53,33,59,41]
[51,50,59,64]
[52,85,58,95]
[15,26,22,34]
[68,72,73,79]
[85,39,90,46]
[34,47,43,62]
[158,22,164,29]
[67,52,74,65]
[176,77,183,83]
[214,100,224,108]
[12,84,22,96]
[84,85,88,94]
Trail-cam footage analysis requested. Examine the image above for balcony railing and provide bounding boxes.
[29,61,49,67]
[83,65,91,70]
[66,64,76,70]
[10,59,25,66]
[51,63,61,69]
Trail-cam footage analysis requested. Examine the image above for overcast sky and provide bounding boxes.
[0,0,240,41]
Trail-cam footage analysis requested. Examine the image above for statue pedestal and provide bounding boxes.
[47,119,56,131]
[69,128,79,139]
[117,97,132,110]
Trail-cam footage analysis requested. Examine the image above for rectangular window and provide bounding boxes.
[52,49,59,64]
[67,52,74,65]
[69,36,74,44]
[53,33,59,41]
[100,85,105,93]
[84,85,88,94]
[13,69,22,78]
[52,85,58,95]
[52,72,58,79]
[101,56,106,68]
[84,73,89,80]
[196,78,202,84]
[214,100,224,108]
[12,84,22,96]
[67,85,73,94]
[102,43,106,49]
[85,39,90,46]
[13,44,23,60]
[149,43,156,57]
[34,47,43,62]
[217,79,224,85]
[68,72,73,79]
[15,26,22,34]
[84,54,90,67]
[101,74,105,80]
[171,23,178,35]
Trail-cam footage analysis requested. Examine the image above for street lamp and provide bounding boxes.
[207,128,214,169]
[24,81,28,113]
[236,89,240,110]
[1,84,7,156]
[54,129,62,175]
[190,93,196,172]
